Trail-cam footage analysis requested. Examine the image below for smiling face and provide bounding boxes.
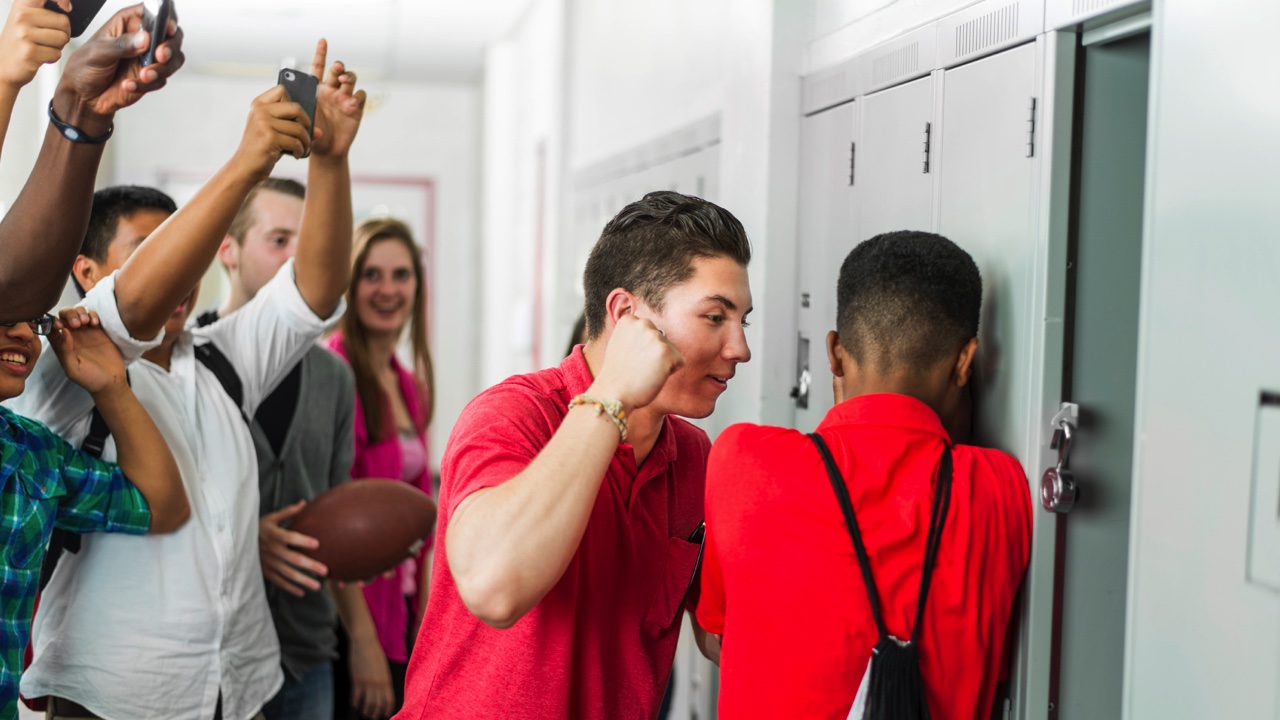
[633,255,753,419]
[223,189,304,298]
[0,319,42,400]
[354,238,419,339]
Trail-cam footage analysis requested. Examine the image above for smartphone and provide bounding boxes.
[139,0,174,67]
[277,68,319,159]
[44,0,110,38]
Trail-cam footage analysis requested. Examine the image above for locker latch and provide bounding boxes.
[1026,97,1037,158]
[922,122,932,173]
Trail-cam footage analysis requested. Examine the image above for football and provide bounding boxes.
[290,479,438,582]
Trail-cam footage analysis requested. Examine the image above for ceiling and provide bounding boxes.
[82,0,533,82]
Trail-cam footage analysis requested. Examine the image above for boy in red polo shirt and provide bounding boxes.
[699,231,1033,720]
[397,191,752,719]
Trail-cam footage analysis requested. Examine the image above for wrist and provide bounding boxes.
[584,381,634,416]
[87,381,129,405]
[52,86,113,137]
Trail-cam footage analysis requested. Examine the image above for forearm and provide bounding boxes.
[0,89,109,323]
[330,582,380,645]
[90,384,189,533]
[0,84,19,162]
[447,406,620,627]
[115,161,260,339]
[294,154,352,317]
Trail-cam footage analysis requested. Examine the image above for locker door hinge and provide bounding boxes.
[848,141,856,186]
[1026,97,1037,158]
[922,122,932,173]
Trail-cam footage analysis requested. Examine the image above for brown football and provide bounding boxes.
[289,479,438,582]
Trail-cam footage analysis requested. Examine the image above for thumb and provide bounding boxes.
[87,27,148,67]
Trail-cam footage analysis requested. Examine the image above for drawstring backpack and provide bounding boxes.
[808,433,954,720]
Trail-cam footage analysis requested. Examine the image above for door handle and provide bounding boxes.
[1041,402,1079,513]
[790,333,810,409]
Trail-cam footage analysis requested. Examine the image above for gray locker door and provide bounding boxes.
[936,42,1039,460]
[793,101,857,431]
[858,76,935,240]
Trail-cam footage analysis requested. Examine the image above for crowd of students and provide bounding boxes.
[0,2,1033,719]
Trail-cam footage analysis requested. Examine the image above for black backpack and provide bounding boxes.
[37,341,243,590]
[808,433,954,720]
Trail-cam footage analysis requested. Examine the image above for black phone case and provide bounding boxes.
[45,0,110,38]
[278,69,320,159]
[140,0,173,67]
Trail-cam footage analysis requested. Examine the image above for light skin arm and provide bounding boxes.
[330,582,395,718]
[51,309,189,533]
[0,3,185,324]
[293,40,366,317]
[113,85,312,340]
[447,315,684,628]
[0,0,71,159]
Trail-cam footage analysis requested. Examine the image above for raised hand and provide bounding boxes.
[308,39,366,160]
[48,308,126,396]
[589,314,685,412]
[55,2,186,127]
[259,500,328,597]
[0,0,71,90]
[228,85,313,181]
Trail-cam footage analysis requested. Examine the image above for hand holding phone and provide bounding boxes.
[277,68,319,159]
[140,0,173,67]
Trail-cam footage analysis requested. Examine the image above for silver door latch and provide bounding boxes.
[1041,402,1079,513]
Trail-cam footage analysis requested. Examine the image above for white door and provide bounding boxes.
[857,75,935,239]
[793,101,857,431]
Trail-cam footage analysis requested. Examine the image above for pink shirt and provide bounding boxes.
[324,333,432,663]
[396,348,708,720]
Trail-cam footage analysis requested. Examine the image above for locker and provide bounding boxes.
[857,75,936,239]
[793,101,857,431]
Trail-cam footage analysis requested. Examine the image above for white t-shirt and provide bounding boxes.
[8,260,342,720]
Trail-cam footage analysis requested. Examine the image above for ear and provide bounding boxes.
[953,337,979,387]
[72,255,101,293]
[603,288,639,331]
[826,330,845,378]
[217,236,238,273]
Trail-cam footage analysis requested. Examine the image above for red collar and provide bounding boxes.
[817,393,952,445]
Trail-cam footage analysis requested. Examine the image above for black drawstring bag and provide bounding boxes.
[809,433,954,720]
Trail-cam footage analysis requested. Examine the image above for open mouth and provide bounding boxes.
[708,375,731,389]
[0,349,30,374]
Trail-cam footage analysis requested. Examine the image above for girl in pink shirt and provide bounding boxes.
[325,218,435,717]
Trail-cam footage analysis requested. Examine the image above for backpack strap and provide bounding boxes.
[194,341,246,420]
[808,433,954,644]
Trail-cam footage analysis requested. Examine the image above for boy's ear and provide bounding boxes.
[72,256,101,294]
[603,289,639,330]
[217,236,238,272]
[826,330,845,378]
[954,337,979,387]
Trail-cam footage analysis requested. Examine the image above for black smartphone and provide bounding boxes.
[277,68,319,159]
[44,0,109,38]
[139,0,173,67]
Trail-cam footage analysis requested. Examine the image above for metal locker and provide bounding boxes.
[857,75,936,240]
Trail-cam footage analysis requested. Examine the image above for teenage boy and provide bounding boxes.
[0,0,184,324]
[12,43,365,720]
[197,178,393,720]
[697,231,1033,720]
[397,191,751,719]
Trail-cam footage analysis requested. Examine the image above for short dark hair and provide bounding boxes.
[583,191,751,339]
[81,186,177,261]
[836,230,982,373]
[227,177,306,243]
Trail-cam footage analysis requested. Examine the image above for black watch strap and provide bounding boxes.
[47,100,113,144]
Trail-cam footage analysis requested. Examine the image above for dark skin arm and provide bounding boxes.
[0,3,185,324]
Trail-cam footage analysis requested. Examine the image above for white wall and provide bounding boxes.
[108,73,482,469]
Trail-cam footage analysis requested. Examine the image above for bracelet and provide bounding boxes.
[568,394,628,443]
[48,100,114,145]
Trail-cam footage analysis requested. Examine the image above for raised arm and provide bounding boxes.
[447,316,682,627]
[294,40,366,317]
[112,86,312,340]
[50,308,188,532]
[0,0,71,160]
[0,3,185,324]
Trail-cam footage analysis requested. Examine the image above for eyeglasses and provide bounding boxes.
[0,314,55,336]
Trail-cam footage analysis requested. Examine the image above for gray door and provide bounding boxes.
[858,75,935,239]
[793,101,857,431]
[1055,31,1150,720]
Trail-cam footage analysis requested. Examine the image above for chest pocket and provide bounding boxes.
[643,535,703,635]
[3,469,58,570]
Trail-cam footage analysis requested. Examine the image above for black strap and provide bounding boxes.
[194,341,245,417]
[809,433,953,644]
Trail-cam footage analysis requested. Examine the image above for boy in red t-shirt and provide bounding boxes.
[699,231,1033,720]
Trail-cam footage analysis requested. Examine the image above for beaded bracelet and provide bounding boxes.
[568,394,628,443]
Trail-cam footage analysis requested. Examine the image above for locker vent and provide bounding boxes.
[1072,0,1124,16]
[955,4,1020,57]
[871,42,920,87]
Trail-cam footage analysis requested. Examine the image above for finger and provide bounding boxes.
[264,100,308,123]
[272,557,324,590]
[350,683,365,711]
[268,117,312,153]
[309,38,327,81]
[323,60,344,88]
[264,499,307,522]
[86,311,101,327]
[253,85,288,106]
[28,46,63,67]
[278,528,320,551]
[265,568,308,598]
[277,547,328,577]
[138,26,185,85]
[152,22,182,65]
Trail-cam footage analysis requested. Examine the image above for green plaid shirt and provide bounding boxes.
[0,406,150,716]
